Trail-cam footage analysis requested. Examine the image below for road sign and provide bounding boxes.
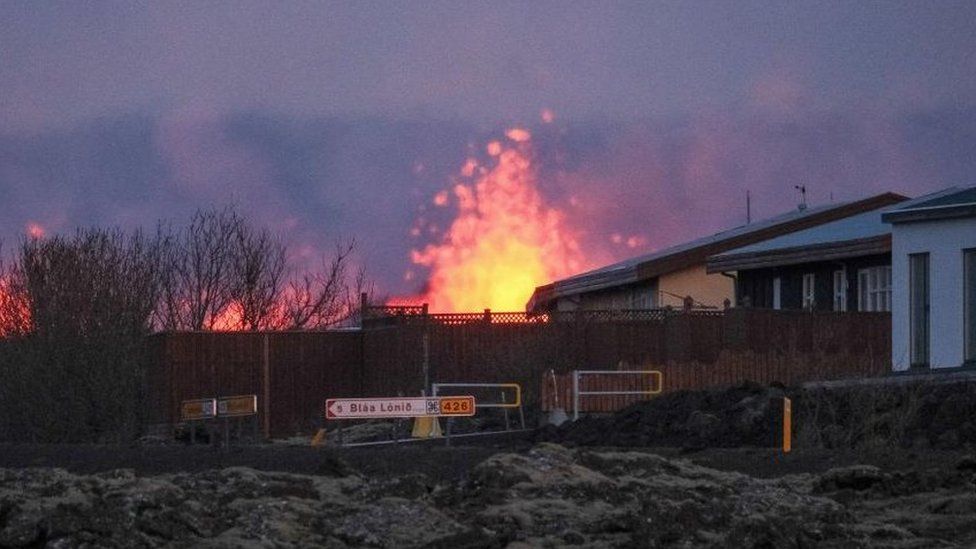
[181,398,217,421]
[325,396,476,420]
[218,395,257,417]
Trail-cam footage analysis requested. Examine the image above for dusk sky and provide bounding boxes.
[3,2,976,297]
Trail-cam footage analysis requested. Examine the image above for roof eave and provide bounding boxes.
[706,235,892,273]
[882,203,976,224]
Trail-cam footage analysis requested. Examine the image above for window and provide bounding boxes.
[772,277,782,310]
[909,254,930,367]
[857,266,892,312]
[802,273,815,309]
[966,249,975,363]
[630,288,654,310]
[833,270,847,311]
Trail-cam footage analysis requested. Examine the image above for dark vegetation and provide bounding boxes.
[0,207,373,442]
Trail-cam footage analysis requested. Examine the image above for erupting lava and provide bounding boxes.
[408,128,589,312]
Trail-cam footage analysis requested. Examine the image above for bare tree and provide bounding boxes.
[229,223,286,330]
[156,207,239,330]
[280,240,359,329]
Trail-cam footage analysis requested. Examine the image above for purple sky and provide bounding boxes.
[2,2,976,295]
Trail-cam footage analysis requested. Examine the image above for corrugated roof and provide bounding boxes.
[882,185,976,224]
[527,191,907,312]
[712,187,959,259]
[901,187,976,210]
[706,187,964,272]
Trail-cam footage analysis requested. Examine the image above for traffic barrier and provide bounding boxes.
[432,382,526,433]
[572,370,663,420]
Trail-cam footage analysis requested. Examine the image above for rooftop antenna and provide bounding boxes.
[794,185,807,211]
[746,190,752,224]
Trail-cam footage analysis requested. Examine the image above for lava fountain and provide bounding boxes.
[408,128,590,312]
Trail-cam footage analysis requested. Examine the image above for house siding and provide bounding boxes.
[657,265,734,308]
[554,279,659,311]
[736,253,890,312]
[891,216,976,370]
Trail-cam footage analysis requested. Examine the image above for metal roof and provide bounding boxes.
[707,188,960,272]
[882,185,976,224]
[527,192,907,312]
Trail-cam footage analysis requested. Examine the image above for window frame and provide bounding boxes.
[802,273,816,310]
[772,276,782,310]
[832,269,847,311]
[909,253,930,367]
[857,265,892,312]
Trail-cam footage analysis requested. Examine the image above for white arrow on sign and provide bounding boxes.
[325,396,475,420]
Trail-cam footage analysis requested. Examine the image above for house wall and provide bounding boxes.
[657,265,734,308]
[891,216,976,370]
[736,254,890,312]
[555,279,658,311]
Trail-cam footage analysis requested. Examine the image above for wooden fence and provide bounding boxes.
[150,308,891,437]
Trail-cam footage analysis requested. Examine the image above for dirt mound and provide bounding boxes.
[4,444,976,547]
[541,379,976,453]
[540,382,783,449]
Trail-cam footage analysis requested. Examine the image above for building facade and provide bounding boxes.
[883,187,976,370]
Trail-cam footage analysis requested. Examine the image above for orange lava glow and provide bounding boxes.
[408,128,589,312]
[26,222,45,239]
[0,277,31,337]
[210,302,244,331]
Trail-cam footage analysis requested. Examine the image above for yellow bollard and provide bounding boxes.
[412,416,443,438]
[310,428,326,447]
[783,397,792,453]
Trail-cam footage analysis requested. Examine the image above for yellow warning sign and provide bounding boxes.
[217,395,258,417]
[181,398,216,421]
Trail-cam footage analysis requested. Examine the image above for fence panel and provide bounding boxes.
[153,308,892,430]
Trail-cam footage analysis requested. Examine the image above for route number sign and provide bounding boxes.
[325,396,476,420]
[439,396,474,415]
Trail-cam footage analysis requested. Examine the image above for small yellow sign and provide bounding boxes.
[181,398,216,421]
[439,396,475,416]
[217,395,258,417]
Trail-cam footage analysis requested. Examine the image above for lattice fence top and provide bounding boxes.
[362,306,722,326]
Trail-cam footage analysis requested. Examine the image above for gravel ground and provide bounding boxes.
[3,443,976,547]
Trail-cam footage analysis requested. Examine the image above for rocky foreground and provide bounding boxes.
[2,443,976,548]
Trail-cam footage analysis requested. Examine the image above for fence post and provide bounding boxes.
[421,303,430,394]
[483,308,491,323]
[572,370,580,421]
[360,292,369,323]
[262,333,271,440]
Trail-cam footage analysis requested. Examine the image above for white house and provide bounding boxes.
[883,186,976,370]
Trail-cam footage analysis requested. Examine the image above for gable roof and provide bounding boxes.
[707,188,960,272]
[882,185,976,224]
[527,192,907,312]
